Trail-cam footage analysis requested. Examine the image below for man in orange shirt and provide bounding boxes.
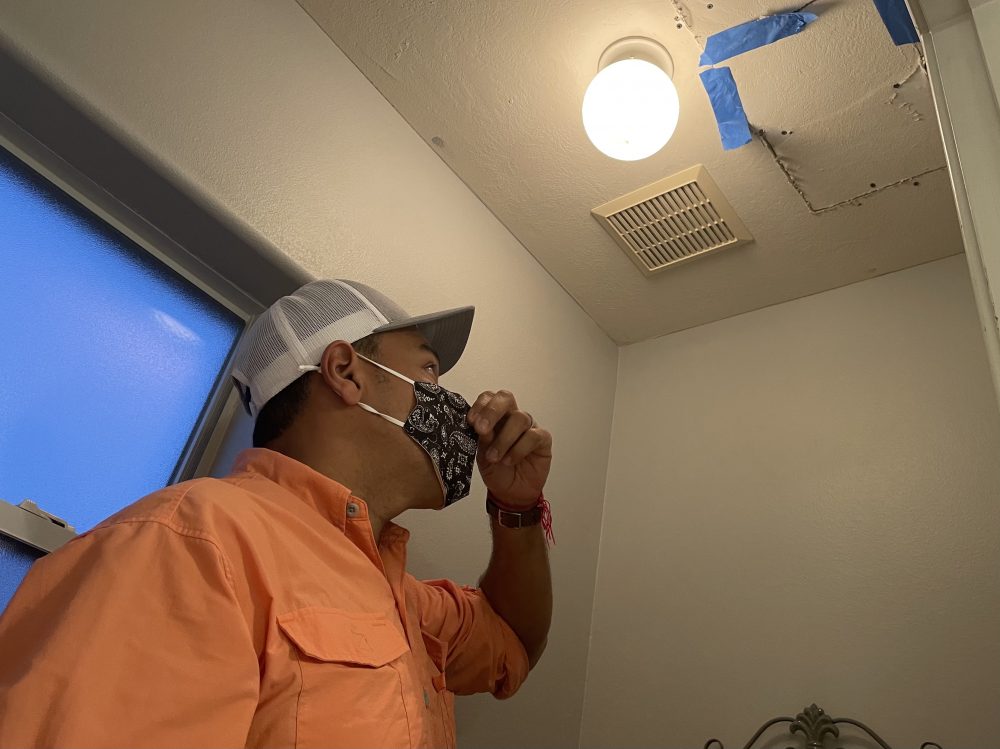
[0,279,553,748]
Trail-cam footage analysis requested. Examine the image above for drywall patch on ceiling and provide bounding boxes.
[758,128,947,214]
[888,54,930,122]
[672,0,942,213]
[670,0,705,45]
[669,0,694,30]
[700,0,945,212]
[760,77,945,209]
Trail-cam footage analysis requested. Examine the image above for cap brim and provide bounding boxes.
[373,306,475,375]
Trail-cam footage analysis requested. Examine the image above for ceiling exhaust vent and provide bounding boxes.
[592,165,752,276]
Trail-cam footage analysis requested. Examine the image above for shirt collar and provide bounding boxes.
[230,448,410,545]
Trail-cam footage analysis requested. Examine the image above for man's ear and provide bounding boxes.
[318,340,363,407]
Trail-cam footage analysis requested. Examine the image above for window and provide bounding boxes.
[0,142,244,604]
[0,535,43,612]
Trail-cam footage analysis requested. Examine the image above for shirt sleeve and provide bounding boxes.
[0,519,260,748]
[405,575,529,699]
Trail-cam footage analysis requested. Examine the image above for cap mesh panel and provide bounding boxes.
[341,280,409,322]
[230,280,413,416]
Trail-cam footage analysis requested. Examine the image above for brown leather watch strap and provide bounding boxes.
[486,497,543,529]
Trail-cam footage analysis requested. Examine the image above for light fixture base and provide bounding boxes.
[597,36,674,78]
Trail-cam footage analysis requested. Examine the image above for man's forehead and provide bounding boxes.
[386,328,439,362]
[417,341,441,364]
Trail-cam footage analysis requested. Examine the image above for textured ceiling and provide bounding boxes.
[297,0,961,344]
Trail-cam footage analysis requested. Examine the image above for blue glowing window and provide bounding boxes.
[0,145,242,535]
[0,534,43,612]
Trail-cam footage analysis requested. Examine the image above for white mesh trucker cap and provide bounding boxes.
[231,279,475,418]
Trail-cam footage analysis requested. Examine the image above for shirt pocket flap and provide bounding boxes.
[278,607,409,668]
[420,631,448,672]
[421,630,449,692]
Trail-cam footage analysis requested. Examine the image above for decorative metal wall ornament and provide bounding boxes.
[703,703,944,749]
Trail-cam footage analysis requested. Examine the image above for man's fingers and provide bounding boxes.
[502,427,552,466]
[484,410,533,463]
[467,392,495,428]
[469,389,517,436]
[468,391,499,436]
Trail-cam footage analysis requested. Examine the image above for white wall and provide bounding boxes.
[580,255,1000,748]
[0,2,619,746]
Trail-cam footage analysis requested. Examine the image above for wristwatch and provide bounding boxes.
[486,495,543,529]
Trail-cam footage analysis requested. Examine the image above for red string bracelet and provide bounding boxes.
[487,491,555,547]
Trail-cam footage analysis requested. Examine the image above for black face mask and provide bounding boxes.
[354,355,478,507]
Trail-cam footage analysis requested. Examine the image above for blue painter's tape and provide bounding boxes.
[699,12,818,66]
[872,0,919,45]
[700,67,752,150]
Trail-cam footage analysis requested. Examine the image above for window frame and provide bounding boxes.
[0,56,304,550]
[0,117,249,551]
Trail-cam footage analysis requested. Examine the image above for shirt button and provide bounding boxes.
[347,502,359,517]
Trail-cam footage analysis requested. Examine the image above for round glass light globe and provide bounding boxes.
[582,58,680,161]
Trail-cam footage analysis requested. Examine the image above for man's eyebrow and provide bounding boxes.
[419,343,441,365]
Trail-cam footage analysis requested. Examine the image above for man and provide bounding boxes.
[0,279,553,748]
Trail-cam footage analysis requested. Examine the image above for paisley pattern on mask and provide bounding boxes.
[404,381,478,505]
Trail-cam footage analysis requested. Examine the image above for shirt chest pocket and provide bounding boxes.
[277,607,412,749]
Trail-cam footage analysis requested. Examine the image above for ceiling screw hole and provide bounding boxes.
[781,130,788,135]
[677,22,683,28]
[869,183,877,188]
[707,3,714,8]
[913,181,920,186]
[893,83,901,89]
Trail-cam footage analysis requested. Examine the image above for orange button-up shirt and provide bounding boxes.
[0,448,528,748]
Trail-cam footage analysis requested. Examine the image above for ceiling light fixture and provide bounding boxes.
[582,37,680,161]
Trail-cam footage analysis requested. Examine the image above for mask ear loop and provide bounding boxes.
[357,402,406,428]
[354,353,417,386]
[297,362,408,428]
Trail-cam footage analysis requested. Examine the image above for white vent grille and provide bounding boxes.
[592,165,752,276]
